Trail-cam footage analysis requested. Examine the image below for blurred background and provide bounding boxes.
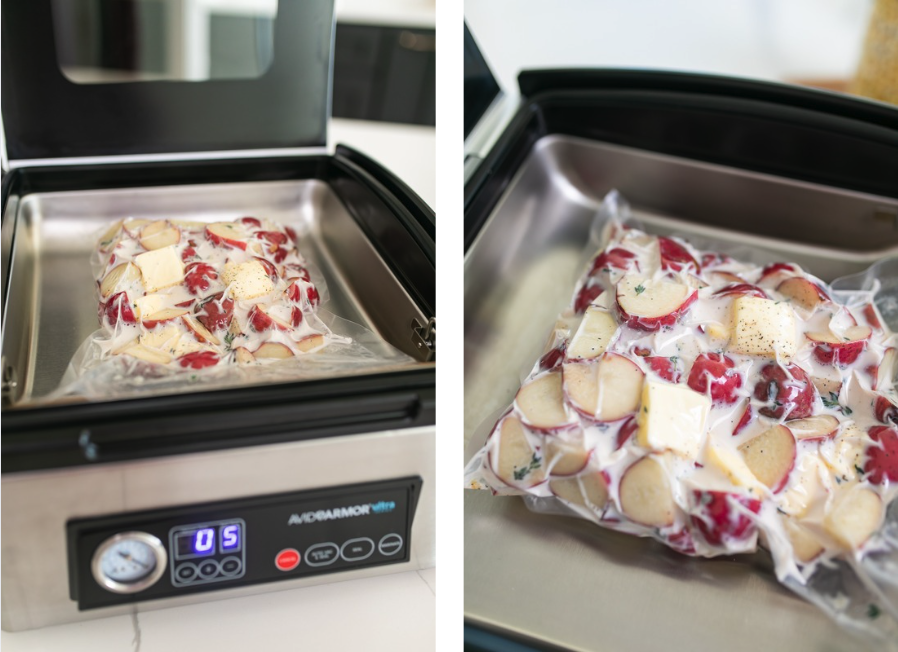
[22,0,436,206]
[466,0,896,108]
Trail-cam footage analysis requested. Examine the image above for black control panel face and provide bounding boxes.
[67,477,421,610]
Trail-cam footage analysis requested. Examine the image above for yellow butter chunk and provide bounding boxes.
[729,296,797,359]
[134,246,185,293]
[705,443,764,491]
[223,260,274,300]
[637,381,710,459]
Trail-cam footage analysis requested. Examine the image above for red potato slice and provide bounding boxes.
[178,351,220,369]
[254,342,295,359]
[104,292,137,326]
[708,271,744,284]
[538,345,565,372]
[874,395,897,425]
[181,314,221,345]
[588,247,638,276]
[863,303,883,331]
[489,416,545,489]
[658,236,699,272]
[296,334,326,352]
[566,307,617,360]
[615,416,639,449]
[785,415,839,441]
[776,277,830,313]
[807,326,872,366]
[782,517,825,563]
[549,471,608,510]
[98,220,124,252]
[713,283,767,299]
[516,371,571,431]
[823,486,883,550]
[737,425,796,493]
[753,363,816,419]
[618,456,676,527]
[123,219,151,237]
[142,308,188,329]
[544,438,591,476]
[874,347,897,391]
[733,402,753,436]
[573,283,603,315]
[100,263,141,299]
[234,347,255,364]
[248,305,293,332]
[690,490,761,546]
[206,222,248,250]
[865,425,898,484]
[644,356,681,383]
[686,352,742,404]
[758,262,800,288]
[563,353,644,421]
[122,343,172,365]
[139,220,181,250]
[616,275,697,331]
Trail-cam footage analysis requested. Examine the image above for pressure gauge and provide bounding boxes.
[91,532,168,594]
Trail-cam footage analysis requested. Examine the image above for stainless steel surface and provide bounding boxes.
[2,424,435,631]
[464,135,898,651]
[90,532,168,595]
[2,179,428,406]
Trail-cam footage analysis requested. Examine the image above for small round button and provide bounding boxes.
[220,557,243,576]
[378,533,403,556]
[275,548,301,571]
[198,560,220,579]
[176,563,198,582]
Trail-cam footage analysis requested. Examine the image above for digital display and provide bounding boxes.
[174,522,242,559]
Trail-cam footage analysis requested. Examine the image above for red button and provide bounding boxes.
[275,548,300,571]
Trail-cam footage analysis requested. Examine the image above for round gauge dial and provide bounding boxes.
[91,532,167,594]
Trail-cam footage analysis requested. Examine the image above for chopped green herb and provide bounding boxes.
[669,356,679,364]
[601,267,612,273]
[834,475,842,484]
[513,453,542,481]
[635,284,646,295]
[855,464,865,477]
[822,392,840,409]
[776,507,786,515]
[867,604,881,619]
[842,405,853,416]
[224,331,236,350]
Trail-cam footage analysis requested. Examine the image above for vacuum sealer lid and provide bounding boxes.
[1,1,334,163]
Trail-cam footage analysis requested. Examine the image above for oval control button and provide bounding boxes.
[220,557,243,576]
[305,543,340,567]
[175,563,198,582]
[275,548,301,571]
[340,538,374,562]
[378,533,404,556]
[198,560,220,579]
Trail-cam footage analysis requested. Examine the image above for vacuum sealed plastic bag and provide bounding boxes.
[48,216,413,402]
[464,191,898,648]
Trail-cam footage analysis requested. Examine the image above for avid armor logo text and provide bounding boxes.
[287,501,396,525]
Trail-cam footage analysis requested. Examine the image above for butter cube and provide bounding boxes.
[223,260,274,300]
[135,246,185,293]
[729,296,797,359]
[637,381,711,459]
[705,443,764,492]
[134,294,166,319]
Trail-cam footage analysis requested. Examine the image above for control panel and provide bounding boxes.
[67,477,421,610]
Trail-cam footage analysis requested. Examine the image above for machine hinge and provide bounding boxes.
[411,317,436,361]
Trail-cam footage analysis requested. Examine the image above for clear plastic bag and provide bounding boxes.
[464,190,898,648]
[45,217,414,403]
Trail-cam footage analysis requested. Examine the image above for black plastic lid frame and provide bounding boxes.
[1,1,335,162]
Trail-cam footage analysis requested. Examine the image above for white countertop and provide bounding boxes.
[2,568,435,651]
[466,0,873,99]
[329,118,436,210]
